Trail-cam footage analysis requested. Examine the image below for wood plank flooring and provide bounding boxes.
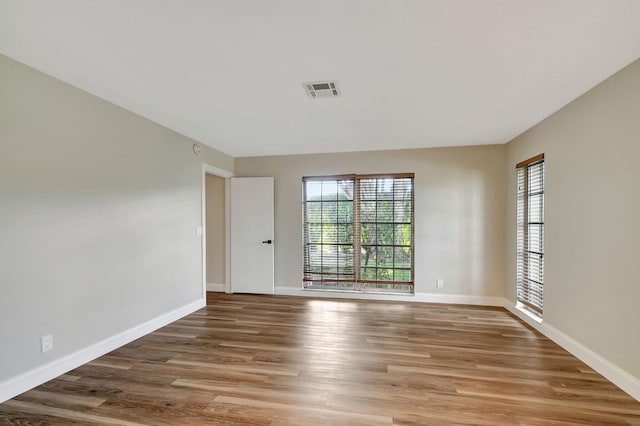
[1,293,639,425]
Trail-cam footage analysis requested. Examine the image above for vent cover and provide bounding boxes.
[303,80,340,98]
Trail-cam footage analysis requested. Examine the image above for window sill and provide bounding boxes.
[303,288,414,297]
[516,302,543,323]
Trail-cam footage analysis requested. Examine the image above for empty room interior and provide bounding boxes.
[1,1,640,424]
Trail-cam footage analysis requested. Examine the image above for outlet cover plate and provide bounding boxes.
[41,334,53,352]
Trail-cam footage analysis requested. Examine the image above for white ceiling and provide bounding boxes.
[1,1,640,157]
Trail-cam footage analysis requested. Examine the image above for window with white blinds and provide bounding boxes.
[302,173,414,294]
[516,154,545,317]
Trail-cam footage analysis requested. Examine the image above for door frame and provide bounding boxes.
[202,163,234,299]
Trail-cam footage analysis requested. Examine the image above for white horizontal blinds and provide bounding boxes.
[302,173,414,293]
[302,175,355,288]
[357,175,414,288]
[516,154,545,316]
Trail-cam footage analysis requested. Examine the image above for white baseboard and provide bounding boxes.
[504,300,640,402]
[414,292,505,306]
[274,286,505,307]
[206,282,226,292]
[0,298,205,404]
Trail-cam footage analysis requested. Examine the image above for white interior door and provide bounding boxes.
[230,177,274,294]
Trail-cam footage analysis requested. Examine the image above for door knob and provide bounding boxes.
[262,239,273,244]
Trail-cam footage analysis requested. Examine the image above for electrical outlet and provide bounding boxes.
[41,334,53,353]
[436,279,444,288]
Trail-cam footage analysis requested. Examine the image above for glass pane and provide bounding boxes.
[377,178,394,200]
[337,224,353,244]
[376,201,393,221]
[376,223,393,245]
[305,181,322,201]
[360,201,376,221]
[307,223,322,243]
[307,244,322,268]
[528,166,544,193]
[336,282,356,290]
[394,224,411,246]
[394,247,411,268]
[338,248,354,276]
[376,267,392,281]
[361,267,376,280]
[321,202,337,223]
[361,246,376,268]
[529,224,543,253]
[305,202,322,222]
[394,269,411,282]
[337,180,354,201]
[376,246,393,268]
[361,223,377,244]
[394,179,413,200]
[321,181,338,200]
[337,201,353,223]
[527,253,544,282]
[529,194,543,222]
[394,201,411,222]
[359,179,377,200]
[394,284,412,293]
[323,224,337,243]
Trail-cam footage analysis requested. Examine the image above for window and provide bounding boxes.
[516,154,545,317]
[302,173,414,294]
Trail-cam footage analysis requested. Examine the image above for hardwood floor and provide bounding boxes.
[1,293,639,425]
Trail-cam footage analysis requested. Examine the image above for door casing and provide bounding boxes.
[202,163,233,299]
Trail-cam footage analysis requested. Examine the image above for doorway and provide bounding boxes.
[202,164,233,295]
[205,173,226,292]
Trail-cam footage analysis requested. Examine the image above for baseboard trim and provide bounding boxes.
[206,282,225,292]
[0,298,205,404]
[504,300,640,402]
[274,287,505,307]
[414,292,505,306]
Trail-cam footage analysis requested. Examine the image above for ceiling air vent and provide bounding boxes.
[303,80,340,99]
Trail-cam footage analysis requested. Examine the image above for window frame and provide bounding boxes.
[516,154,545,318]
[302,173,415,294]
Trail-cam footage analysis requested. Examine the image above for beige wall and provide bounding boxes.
[205,173,226,286]
[236,145,506,298]
[0,54,233,386]
[506,59,640,379]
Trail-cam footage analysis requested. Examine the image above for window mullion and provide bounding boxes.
[392,185,396,287]
[353,178,361,290]
[320,198,324,285]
